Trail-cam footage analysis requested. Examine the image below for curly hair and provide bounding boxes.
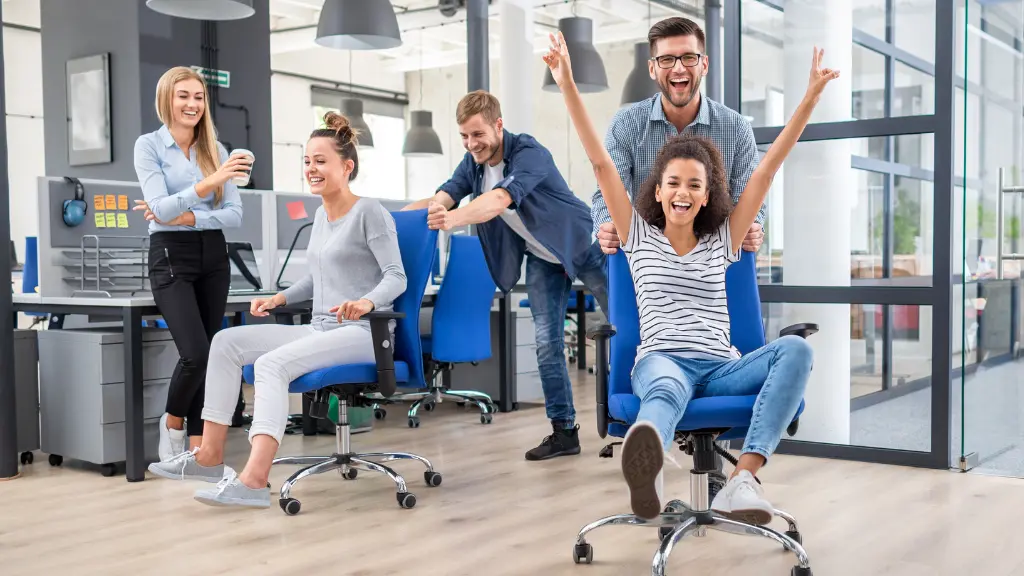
[635,135,731,238]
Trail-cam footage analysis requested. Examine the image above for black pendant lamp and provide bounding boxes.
[542,17,608,93]
[145,0,254,20]
[621,42,660,104]
[316,0,403,51]
[403,111,443,157]
[341,99,374,148]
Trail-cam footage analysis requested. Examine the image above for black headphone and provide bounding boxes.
[62,176,87,227]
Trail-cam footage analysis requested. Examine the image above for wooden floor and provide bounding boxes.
[2,373,1021,576]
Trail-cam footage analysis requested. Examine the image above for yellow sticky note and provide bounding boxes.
[117,213,129,229]
[105,194,116,210]
[105,213,116,228]
[93,195,105,211]
[94,212,106,228]
[118,195,128,211]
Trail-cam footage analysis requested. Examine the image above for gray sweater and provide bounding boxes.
[281,198,407,331]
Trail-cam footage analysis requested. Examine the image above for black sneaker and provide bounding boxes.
[525,424,582,461]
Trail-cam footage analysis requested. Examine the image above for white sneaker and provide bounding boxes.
[710,469,774,525]
[621,421,665,520]
[158,413,187,462]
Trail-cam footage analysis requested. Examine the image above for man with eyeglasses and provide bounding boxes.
[590,16,765,499]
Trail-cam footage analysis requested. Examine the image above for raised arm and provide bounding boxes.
[728,47,840,254]
[543,32,633,246]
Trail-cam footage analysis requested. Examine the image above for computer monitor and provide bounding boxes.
[227,241,263,292]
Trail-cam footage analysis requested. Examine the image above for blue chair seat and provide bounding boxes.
[608,393,805,442]
[243,362,411,394]
[519,293,596,311]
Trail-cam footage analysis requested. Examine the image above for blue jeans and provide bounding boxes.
[631,336,813,459]
[526,242,608,428]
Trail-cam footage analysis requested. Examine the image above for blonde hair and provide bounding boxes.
[456,90,502,125]
[155,66,223,205]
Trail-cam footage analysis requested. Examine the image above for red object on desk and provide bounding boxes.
[287,201,308,221]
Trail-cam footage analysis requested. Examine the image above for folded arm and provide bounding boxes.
[134,137,200,223]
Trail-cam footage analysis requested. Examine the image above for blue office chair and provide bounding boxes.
[242,209,442,515]
[21,236,48,328]
[574,250,817,576]
[375,235,498,427]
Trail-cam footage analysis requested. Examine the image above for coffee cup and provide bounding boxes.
[229,148,254,186]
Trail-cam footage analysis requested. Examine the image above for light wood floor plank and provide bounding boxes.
[1,374,1020,575]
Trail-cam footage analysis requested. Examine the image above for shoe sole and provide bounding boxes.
[524,446,582,461]
[621,425,663,520]
[147,464,225,483]
[713,507,773,526]
[194,494,270,509]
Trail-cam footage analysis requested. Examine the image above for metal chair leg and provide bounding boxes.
[355,451,436,473]
[651,517,700,575]
[279,458,343,500]
[708,516,810,568]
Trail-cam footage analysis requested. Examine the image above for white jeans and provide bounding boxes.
[202,323,375,444]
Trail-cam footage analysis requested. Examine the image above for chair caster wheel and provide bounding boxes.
[408,417,420,428]
[397,492,417,509]
[280,498,301,515]
[424,471,442,487]
[20,451,33,465]
[49,454,63,467]
[374,408,387,420]
[573,542,593,564]
[343,468,358,480]
[423,402,435,413]
[659,526,673,541]
[791,566,812,576]
[100,463,117,477]
[456,401,466,407]
[480,413,493,424]
[785,530,802,545]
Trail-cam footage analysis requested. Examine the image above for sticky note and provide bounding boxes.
[105,213,116,228]
[287,201,308,221]
[105,194,116,210]
[118,195,128,211]
[93,195,105,210]
[117,213,129,228]
[94,212,106,228]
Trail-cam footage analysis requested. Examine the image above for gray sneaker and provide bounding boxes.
[194,471,271,509]
[148,449,232,483]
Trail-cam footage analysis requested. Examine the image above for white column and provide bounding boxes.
[499,0,534,134]
[781,0,854,445]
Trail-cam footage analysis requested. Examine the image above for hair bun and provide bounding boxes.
[323,111,359,146]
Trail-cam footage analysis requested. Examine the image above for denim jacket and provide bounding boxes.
[438,129,596,293]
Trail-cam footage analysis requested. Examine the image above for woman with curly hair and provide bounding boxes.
[543,32,839,524]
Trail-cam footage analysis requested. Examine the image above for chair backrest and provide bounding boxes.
[606,249,765,400]
[390,209,437,390]
[431,234,496,363]
[22,236,38,294]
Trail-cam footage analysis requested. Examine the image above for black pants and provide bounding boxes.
[149,230,230,436]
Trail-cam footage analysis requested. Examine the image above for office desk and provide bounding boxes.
[11,292,272,482]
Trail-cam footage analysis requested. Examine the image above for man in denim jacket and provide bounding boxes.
[405,91,607,461]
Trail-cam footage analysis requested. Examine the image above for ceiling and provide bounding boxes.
[269,0,702,72]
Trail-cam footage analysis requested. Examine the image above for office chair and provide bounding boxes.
[241,209,442,515]
[374,235,498,427]
[574,250,816,576]
[21,237,48,329]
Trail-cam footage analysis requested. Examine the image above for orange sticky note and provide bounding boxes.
[105,213,116,228]
[118,195,128,211]
[105,194,116,210]
[93,195,105,210]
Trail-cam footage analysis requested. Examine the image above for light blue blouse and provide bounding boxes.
[133,125,243,233]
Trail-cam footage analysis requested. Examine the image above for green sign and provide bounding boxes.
[191,66,230,88]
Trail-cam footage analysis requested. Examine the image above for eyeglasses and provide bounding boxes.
[650,53,703,69]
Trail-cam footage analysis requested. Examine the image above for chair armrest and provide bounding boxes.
[779,323,819,339]
[365,311,406,397]
[587,323,617,341]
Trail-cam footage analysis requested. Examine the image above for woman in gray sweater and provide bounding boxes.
[148,112,408,509]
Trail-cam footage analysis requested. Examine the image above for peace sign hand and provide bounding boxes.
[806,46,840,98]
[542,31,574,90]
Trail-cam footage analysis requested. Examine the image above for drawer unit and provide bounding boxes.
[38,328,178,466]
[13,330,40,456]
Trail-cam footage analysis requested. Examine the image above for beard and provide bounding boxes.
[658,73,702,109]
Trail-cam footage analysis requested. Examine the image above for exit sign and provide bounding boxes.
[191,66,230,88]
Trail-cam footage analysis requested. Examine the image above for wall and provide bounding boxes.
[5,0,44,260]
[40,0,142,182]
[405,40,640,207]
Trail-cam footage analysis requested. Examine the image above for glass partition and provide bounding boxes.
[956,0,1024,477]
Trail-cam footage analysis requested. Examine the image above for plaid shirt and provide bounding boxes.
[591,93,765,234]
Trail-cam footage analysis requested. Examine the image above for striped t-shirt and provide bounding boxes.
[623,208,741,361]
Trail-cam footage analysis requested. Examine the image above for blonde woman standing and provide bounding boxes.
[133,66,248,462]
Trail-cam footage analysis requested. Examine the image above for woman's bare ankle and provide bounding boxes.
[165,414,185,431]
[238,470,267,490]
[194,449,223,467]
